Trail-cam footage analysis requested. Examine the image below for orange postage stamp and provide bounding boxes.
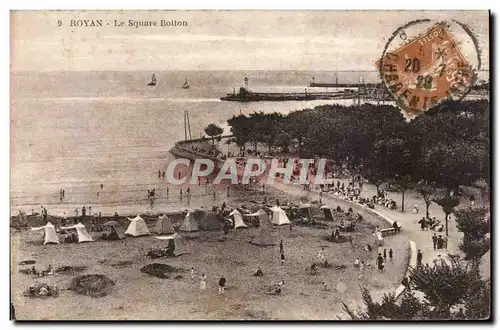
[378,22,476,117]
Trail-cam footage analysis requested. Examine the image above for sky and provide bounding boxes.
[10,10,490,71]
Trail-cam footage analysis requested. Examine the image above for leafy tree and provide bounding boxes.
[455,207,490,265]
[204,123,223,146]
[416,180,438,218]
[409,260,475,318]
[433,193,460,236]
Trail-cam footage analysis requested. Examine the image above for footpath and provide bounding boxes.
[269,178,487,314]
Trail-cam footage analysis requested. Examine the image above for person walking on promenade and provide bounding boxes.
[432,233,438,250]
[417,249,423,267]
[437,235,444,251]
[376,253,384,272]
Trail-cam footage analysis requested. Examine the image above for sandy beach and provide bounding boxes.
[11,187,409,320]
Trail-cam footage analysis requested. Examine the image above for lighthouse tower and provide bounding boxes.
[244,76,249,91]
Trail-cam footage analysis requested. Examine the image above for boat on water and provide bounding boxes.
[181,77,190,89]
[220,87,357,102]
[148,74,157,86]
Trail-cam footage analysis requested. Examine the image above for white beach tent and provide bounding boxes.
[31,222,60,245]
[155,233,189,256]
[246,209,276,246]
[269,206,291,226]
[60,222,94,243]
[125,215,151,237]
[179,211,199,232]
[153,214,175,235]
[229,209,248,229]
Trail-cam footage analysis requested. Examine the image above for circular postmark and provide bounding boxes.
[377,20,481,118]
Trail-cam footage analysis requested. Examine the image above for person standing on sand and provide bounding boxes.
[158,170,161,178]
[280,252,285,266]
[383,248,387,262]
[190,267,195,281]
[100,183,103,190]
[389,248,393,262]
[218,276,226,295]
[75,208,79,218]
[317,248,325,264]
[200,273,206,291]
[279,240,284,254]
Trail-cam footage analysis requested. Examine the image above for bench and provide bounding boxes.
[380,225,402,237]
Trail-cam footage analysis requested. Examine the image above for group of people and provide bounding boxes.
[354,247,394,274]
[28,264,54,277]
[432,233,448,251]
[372,195,397,210]
[418,217,443,231]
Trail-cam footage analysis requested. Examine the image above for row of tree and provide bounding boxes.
[224,100,489,234]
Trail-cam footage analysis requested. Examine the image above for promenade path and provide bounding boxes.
[270,178,490,310]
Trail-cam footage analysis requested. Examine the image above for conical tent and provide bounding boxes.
[31,222,60,245]
[153,214,175,235]
[102,220,126,240]
[125,215,151,237]
[229,209,248,229]
[249,209,276,246]
[270,206,291,226]
[155,233,189,256]
[179,212,199,232]
[60,222,94,243]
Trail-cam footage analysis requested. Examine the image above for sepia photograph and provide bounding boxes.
[9,10,491,321]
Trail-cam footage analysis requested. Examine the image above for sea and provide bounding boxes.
[10,70,487,215]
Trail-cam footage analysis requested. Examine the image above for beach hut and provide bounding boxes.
[125,215,151,237]
[320,205,334,221]
[60,222,94,243]
[246,209,276,246]
[269,206,291,226]
[153,214,175,235]
[102,221,126,240]
[229,209,248,229]
[179,211,199,232]
[31,222,60,245]
[155,233,189,256]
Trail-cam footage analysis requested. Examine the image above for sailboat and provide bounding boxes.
[148,74,157,86]
[181,77,190,89]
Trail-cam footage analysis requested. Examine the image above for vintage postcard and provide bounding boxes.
[10,10,490,321]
